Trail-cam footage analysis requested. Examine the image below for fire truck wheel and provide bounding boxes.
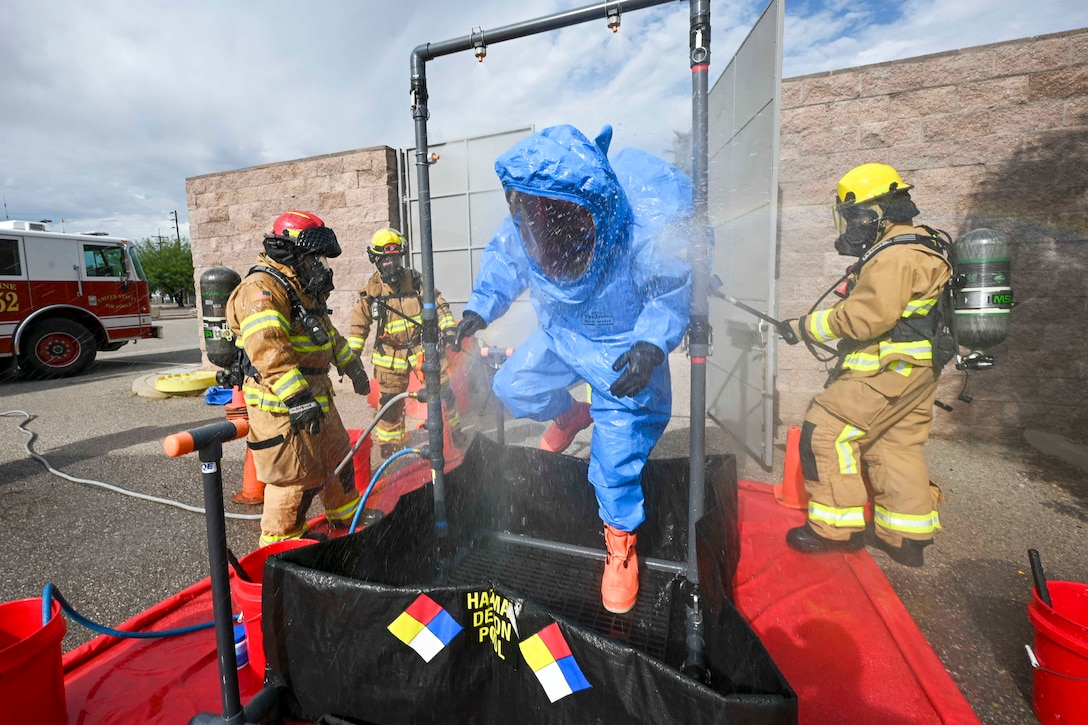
[21,319,98,379]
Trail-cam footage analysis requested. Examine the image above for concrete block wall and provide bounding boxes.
[185,146,400,351]
[777,28,1088,441]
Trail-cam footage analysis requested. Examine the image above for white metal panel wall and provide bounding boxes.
[403,127,536,347]
[705,0,784,466]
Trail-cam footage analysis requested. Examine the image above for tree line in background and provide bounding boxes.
[134,237,195,305]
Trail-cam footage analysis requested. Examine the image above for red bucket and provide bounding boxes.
[0,598,67,725]
[233,539,316,675]
[1027,580,1088,724]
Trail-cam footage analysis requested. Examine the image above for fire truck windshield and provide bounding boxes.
[127,244,149,281]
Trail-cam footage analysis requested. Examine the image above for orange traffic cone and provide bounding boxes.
[232,448,265,505]
[774,425,810,510]
[225,386,265,505]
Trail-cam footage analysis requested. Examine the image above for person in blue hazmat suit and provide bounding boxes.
[453,124,692,614]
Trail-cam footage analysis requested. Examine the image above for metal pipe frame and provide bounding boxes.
[408,0,711,675]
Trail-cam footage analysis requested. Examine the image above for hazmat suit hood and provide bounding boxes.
[495,124,632,305]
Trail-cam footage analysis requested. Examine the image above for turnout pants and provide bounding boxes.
[373,359,456,447]
[247,378,359,544]
[800,365,942,547]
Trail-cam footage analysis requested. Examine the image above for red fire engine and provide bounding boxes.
[0,220,163,378]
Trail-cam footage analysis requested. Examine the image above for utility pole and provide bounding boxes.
[169,210,182,243]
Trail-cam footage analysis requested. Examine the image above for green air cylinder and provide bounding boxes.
[199,266,242,369]
[953,228,1013,353]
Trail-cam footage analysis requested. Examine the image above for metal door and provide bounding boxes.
[705,0,784,466]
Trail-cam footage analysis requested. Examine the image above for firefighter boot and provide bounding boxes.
[786,523,865,554]
[867,530,930,567]
[541,401,593,454]
[602,524,639,614]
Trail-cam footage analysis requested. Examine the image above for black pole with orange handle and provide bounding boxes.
[165,419,279,725]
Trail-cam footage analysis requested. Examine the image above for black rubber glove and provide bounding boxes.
[778,319,800,345]
[286,389,323,435]
[610,342,665,398]
[343,357,370,395]
[453,310,487,352]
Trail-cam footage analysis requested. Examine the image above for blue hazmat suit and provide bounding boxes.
[463,124,692,532]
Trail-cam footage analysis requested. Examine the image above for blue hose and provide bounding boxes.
[42,582,217,638]
[348,447,419,534]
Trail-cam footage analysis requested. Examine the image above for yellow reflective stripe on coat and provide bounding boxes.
[805,309,837,343]
[372,352,409,371]
[888,360,914,376]
[288,333,333,354]
[384,315,421,334]
[348,336,366,352]
[243,386,333,413]
[841,340,932,372]
[272,367,308,400]
[439,313,456,331]
[903,298,937,316]
[808,500,866,529]
[874,505,941,535]
[334,341,353,367]
[240,310,290,341]
[324,495,361,524]
[835,424,866,474]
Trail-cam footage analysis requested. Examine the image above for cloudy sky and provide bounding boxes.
[3,0,1086,242]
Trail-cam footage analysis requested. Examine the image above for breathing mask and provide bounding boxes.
[376,254,405,287]
[296,254,335,299]
[833,204,881,257]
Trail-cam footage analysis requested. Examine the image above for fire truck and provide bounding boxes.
[0,220,163,378]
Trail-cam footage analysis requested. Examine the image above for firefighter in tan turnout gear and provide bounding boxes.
[226,210,381,547]
[782,164,953,568]
[348,228,460,459]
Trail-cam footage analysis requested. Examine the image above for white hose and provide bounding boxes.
[2,410,263,521]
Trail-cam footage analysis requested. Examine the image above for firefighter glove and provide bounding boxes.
[343,357,370,396]
[286,389,323,435]
[442,327,459,350]
[778,319,801,345]
[610,342,665,398]
[453,310,487,352]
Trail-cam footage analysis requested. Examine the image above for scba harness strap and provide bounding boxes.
[370,271,425,354]
[827,228,957,383]
[249,265,333,347]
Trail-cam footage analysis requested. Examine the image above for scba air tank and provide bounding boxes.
[953,228,1013,356]
[199,266,242,368]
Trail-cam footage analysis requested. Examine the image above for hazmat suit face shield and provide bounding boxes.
[506,190,597,283]
[832,202,881,257]
[295,254,335,298]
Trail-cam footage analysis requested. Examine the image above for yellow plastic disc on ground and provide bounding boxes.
[154,370,219,394]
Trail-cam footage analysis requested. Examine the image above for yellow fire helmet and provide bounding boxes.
[368,228,406,257]
[833,163,913,232]
[836,163,912,206]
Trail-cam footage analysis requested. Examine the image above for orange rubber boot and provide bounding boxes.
[540,401,593,453]
[602,524,639,614]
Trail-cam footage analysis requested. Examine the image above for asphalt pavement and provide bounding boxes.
[1,309,1085,725]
